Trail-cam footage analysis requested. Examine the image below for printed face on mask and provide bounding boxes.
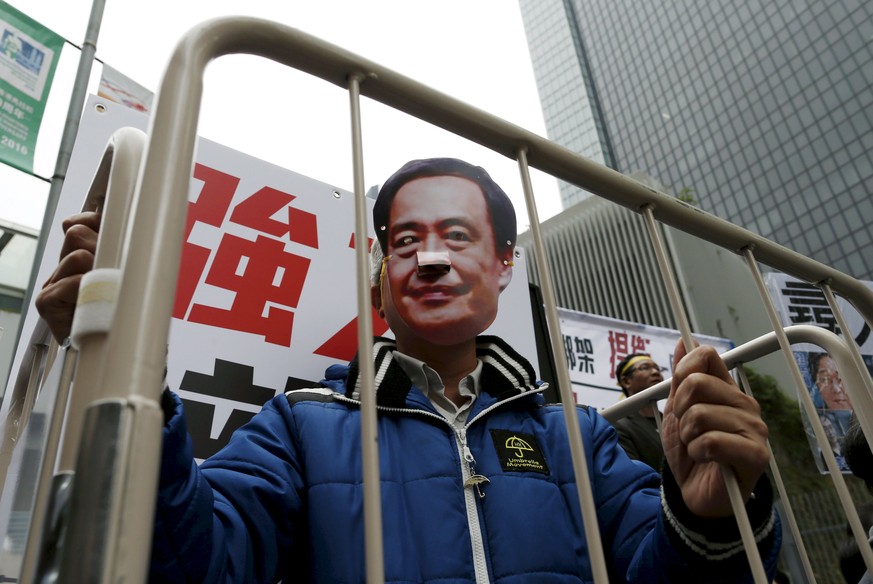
[375,175,513,348]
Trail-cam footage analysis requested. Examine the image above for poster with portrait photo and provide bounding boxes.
[765,273,873,474]
[794,350,873,473]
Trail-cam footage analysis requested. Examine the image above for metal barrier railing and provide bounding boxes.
[604,325,873,583]
[19,127,147,583]
[2,15,872,583]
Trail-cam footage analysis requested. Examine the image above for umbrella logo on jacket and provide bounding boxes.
[505,436,534,458]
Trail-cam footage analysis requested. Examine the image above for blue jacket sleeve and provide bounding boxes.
[150,392,303,583]
[586,410,781,582]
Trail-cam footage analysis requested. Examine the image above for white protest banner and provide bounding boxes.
[765,272,873,473]
[5,95,538,460]
[558,307,733,410]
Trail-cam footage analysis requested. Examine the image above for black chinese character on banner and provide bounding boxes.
[179,358,316,458]
[780,281,871,346]
[563,334,595,374]
[781,282,839,333]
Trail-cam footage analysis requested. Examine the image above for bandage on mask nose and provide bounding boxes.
[416,251,451,276]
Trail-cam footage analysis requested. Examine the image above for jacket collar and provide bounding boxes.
[343,335,541,409]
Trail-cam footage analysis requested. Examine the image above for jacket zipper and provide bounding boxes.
[455,426,490,583]
[332,389,545,584]
[459,427,490,498]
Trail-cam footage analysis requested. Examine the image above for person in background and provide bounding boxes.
[612,353,667,471]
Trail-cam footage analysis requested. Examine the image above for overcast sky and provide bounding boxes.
[3,0,562,232]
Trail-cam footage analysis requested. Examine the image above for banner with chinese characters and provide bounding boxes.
[0,2,63,172]
[3,95,539,460]
[765,272,873,473]
[558,307,733,410]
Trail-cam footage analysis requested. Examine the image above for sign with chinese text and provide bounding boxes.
[4,95,538,460]
[765,272,873,473]
[0,2,63,172]
[558,307,733,410]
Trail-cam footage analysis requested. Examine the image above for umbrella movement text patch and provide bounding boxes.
[489,429,550,475]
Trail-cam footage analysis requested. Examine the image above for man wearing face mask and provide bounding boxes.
[37,158,779,583]
[612,353,668,471]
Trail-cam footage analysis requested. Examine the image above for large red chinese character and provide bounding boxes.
[314,308,390,361]
[608,330,629,380]
[630,335,650,354]
[313,232,387,361]
[231,186,318,249]
[174,164,239,319]
[188,234,311,346]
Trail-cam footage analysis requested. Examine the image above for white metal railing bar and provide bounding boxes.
[640,207,694,347]
[822,277,873,571]
[1,127,144,580]
[58,127,145,472]
[0,124,140,501]
[734,365,817,583]
[188,21,873,323]
[604,323,873,580]
[119,17,873,325]
[20,344,76,583]
[348,72,384,584]
[40,127,157,581]
[607,322,873,582]
[641,207,767,583]
[740,248,873,575]
[0,324,50,491]
[603,326,872,423]
[651,407,662,434]
[517,148,609,582]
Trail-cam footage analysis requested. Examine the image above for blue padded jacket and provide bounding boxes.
[150,336,779,583]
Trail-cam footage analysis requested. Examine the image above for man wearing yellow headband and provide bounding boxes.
[613,353,667,470]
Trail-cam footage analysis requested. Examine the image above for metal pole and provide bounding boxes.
[14,0,107,352]
[734,365,817,583]
[347,73,384,584]
[641,207,768,584]
[516,148,610,583]
[741,248,873,575]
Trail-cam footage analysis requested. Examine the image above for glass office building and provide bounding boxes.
[519,0,873,279]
